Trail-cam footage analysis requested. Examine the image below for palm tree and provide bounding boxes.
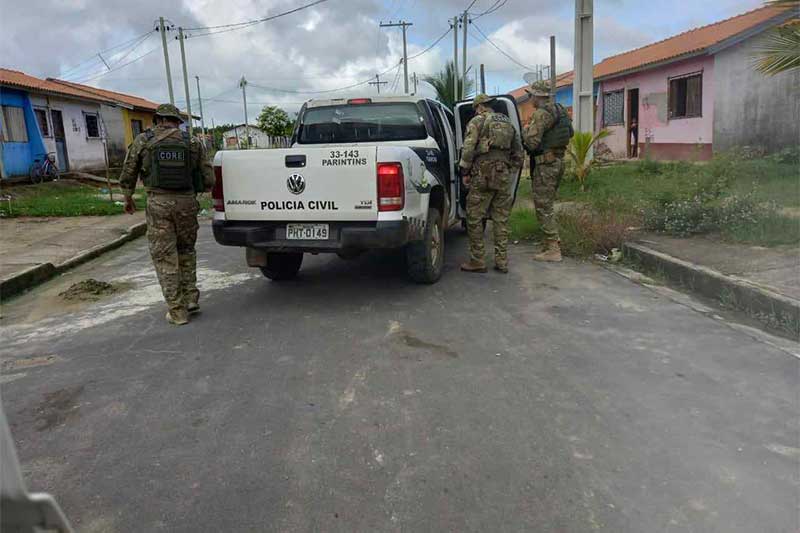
[566,129,612,192]
[754,0,800,75]
[423,61,474,110]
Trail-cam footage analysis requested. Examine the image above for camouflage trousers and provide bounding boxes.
[466,161,513,267]
[532,156,565,241]
[145,193,200,314]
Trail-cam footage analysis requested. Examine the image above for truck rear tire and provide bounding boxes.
[260,252,303,281]
[406,208,444,284]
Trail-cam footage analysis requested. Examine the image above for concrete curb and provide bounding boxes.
[0,222,147,300]
[623,241,800,331]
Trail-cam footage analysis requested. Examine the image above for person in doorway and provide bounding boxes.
[119,103,213,325]
[522,81,574,262]
[459,94,524,274]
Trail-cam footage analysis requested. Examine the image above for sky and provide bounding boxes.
[3,0,765,125]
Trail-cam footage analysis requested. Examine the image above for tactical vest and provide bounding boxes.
[537,104,574,155]
[478,112,516,154]
[145,130,194,190]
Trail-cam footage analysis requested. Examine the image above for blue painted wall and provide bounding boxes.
[0,87,46,178]
[555,83,599,108]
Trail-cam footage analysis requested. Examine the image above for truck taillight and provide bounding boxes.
[377,162,404,212]
[212,165,224,212]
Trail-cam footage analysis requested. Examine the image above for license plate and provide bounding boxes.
[286,223,329,240]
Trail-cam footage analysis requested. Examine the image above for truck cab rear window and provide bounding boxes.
[298,103,427,144]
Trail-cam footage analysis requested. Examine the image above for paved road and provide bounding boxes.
[2,226,798,532]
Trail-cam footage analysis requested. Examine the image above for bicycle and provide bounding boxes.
[29,152,60,184]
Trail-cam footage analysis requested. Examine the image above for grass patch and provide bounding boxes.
[509,207,541,240]
[0,180,145,217]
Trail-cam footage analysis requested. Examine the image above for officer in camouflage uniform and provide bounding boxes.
[459,94,524,274]
[523,80,573,262]
[120,103,213,325]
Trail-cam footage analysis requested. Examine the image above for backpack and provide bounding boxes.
[540,104,573,153]
[478,112,516,153]
[145,130,194,190]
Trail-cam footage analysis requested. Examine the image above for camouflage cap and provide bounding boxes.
[155,103,184,122]
[526,80,551,97]
[473,93,495,107]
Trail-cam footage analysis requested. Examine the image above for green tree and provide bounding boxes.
[423,60,474,110]
[754,1,800,75]
[256,106,294,137]
[566,129,611,192]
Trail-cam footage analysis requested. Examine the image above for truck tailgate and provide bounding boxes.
[221,147,378,222]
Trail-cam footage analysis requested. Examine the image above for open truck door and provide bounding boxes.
[453,95,524,218]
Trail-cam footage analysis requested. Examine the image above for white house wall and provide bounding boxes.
[29,94,107,171]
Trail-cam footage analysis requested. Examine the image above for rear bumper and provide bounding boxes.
[212,219,410,252]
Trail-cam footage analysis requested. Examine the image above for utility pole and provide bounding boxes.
[177,27,193,132]
[158,16,174,104]
[412,72,418,94]
[574,0,594,134]
[195,76,206,146]
[461,11,468,99]
[550,35,557,107]
[480,63,486,94]
[239,76,249,148]
[380,21,413,94]
[368,73,388,94]
[452,16,459,103]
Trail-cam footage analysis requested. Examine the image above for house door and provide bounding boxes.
[626,89,639,158]
[50,110,69,171]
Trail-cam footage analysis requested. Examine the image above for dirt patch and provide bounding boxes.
[58,279,123,302]
[34,384,85,431]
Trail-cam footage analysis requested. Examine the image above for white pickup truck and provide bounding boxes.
[212,95,522,283]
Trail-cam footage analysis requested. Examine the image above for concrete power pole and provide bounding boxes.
[239,76,249,149]
[452,16,459,104]
[550,35,557,107]
[368,73,388,94]
[177,27,192,131]
[480,63,486,94]
[412,72,418,94]
[462,11,468,99]
[574,0,594,134]
[380,21,413,94]
[195,76,207,145]
[158,17,174,104]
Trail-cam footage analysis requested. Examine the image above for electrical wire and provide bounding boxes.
[69,45,162,83]
[247,60,401,95]
[472,0,507,19]
[471,23,533,70]
[407,27,452,61]
[58,29,158,79]
[183,0,330,37]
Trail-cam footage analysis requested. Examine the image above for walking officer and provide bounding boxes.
[459,94,524,274]
[120,103,213,325]
[522,80,573,262]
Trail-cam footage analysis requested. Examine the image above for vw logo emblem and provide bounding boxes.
[287,173,305,195]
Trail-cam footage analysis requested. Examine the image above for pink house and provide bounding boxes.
[591,6,798,160]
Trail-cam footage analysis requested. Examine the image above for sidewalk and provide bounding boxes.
[624,233,800,337]
[0,213,146,298]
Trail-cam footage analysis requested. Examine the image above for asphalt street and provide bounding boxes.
[1,225,798,532]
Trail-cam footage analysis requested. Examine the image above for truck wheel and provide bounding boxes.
[406,208,444,284]
[260,252,303,280]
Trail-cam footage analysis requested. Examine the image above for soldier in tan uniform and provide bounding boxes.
[120,104,213,325]
[523,81,574,262]
[459,94,524,273]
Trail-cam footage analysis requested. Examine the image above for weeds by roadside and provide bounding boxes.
[0,181,145,217]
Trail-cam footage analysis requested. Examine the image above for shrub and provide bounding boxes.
[636,157,661,175]
[558,209,637,257]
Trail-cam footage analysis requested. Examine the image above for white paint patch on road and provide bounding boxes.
[764,443,800,458]
[338,368,367,412]
[1,267,257,351]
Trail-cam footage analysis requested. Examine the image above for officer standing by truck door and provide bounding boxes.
[522,80,574,262]
[459,94,524,274]
[120,103,213,325]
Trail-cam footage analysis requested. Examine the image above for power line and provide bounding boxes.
[471,23,534,70]
[58,29,157,78]
[407,27,452,61]
[183,0,330,37]
[69,45,163,84]
[472,0,507,19]
[65,32,155,82]
[465,0,480,11]
[248,60,401,95]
